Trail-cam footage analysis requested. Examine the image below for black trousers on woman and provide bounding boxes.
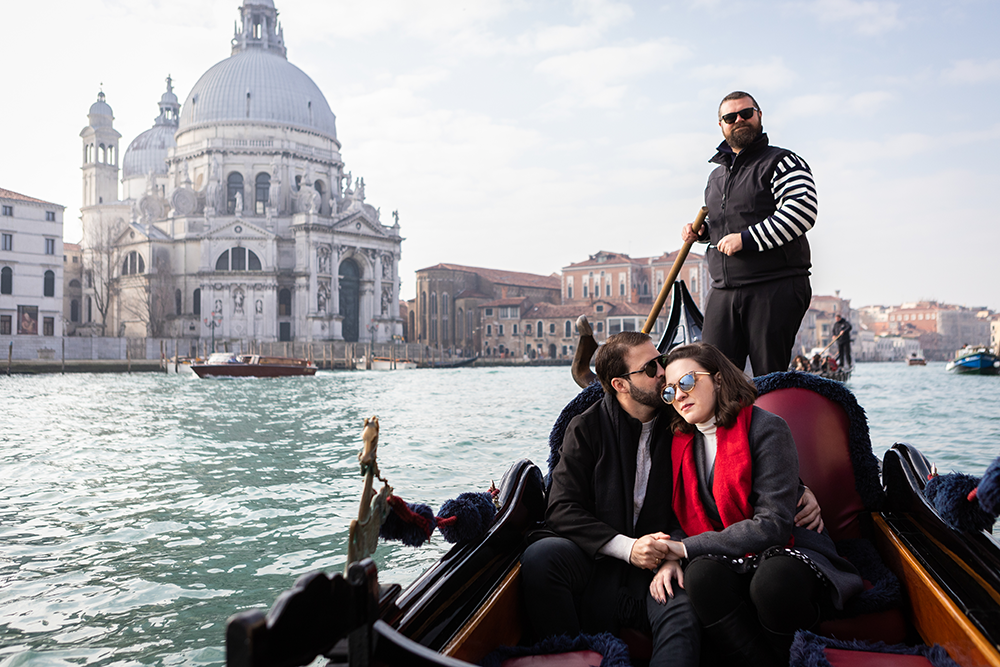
[684,554,821,667]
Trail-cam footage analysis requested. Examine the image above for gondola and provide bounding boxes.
[226,281,1000,667]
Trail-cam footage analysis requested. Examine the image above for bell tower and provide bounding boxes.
[80,90,122,207]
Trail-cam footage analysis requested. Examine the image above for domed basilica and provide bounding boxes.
[78,0,403,345]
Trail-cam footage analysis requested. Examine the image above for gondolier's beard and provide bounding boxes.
[725,123,761,151]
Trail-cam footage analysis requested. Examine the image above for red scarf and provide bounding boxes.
[671,405,755,536]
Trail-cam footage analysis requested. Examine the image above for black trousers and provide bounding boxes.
[702,276,811,376]
[521,536,700,667]
[683,555,820,633]
[837,339,852,368]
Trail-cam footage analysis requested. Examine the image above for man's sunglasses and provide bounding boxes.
[619,355,666,380]
[661,371,713,404]
[720,107,758,125]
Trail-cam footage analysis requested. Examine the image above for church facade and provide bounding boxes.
[77,0,403,345]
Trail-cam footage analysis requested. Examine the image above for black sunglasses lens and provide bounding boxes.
[722,108,755,124]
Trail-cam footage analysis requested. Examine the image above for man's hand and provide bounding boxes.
[796,486,825,532]
[649,560,684,604]
[629,532,672,570]
[717,233,743,255]
[681,223,700,244]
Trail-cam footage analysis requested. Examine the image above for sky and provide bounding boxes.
[2,0,999,309]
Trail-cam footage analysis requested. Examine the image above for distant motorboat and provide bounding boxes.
[907,353,926,366]
[355,356,418,371]
[191,353,317,378]
[945,345,1000,375]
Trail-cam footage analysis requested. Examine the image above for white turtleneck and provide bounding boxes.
[696,416,718,475]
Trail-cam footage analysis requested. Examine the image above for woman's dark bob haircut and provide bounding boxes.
[663,342,757,434]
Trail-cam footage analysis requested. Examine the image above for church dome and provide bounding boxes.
[177,48,337,140]
[88,92,114,128]
[123,77,180,179]
[123,125,176,178]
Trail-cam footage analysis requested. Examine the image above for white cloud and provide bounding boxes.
[942,59,1000,84]
[690,57,798,94]
[846,91,894,114]
[804,0,903,36]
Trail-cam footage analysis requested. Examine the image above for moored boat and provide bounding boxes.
[190,352,317,378]
[946,345,1000,375]
[908,353,927,366]
[355,356,418,370]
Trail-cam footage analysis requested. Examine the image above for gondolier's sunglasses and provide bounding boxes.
[661,371,713,404]
[619,355,667,380]
[720,107,759,124]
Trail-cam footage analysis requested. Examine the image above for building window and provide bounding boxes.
[227,172,244,214]
[567,286,573,299]
[486,324,492,336]
[1,266,11,294]
[565,320,572,338]
[45,238,55,255]
[193,288,201,316]
[596,322,604,333]
[583,285,588,298]
[536,321,543,338]
[71,299,80,322]
[0,315,9,335]
[485,308,493,317]
[215,248,261,271]
[122,251,145,275]
[43,270,55,297]
[499,324,504,336]
[619,283,625,296]
[175,289,183,315]
[43,317,54,336]
[278,288,292,316]
[606,284,611,296]
[255,172,270,214]
[596,305,604,312]
[550,323,556,334]
[2,233,11,250]
[513,323,518,335]
[46,211,56,222]
[2,205,12,216]
[86,296,92,322]
[430,291,437,315]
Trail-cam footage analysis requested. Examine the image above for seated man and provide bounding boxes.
[521,332,700,667]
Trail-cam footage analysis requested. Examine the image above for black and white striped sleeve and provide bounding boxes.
[742,154,818,252]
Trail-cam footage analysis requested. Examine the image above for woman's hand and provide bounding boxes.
[796,486,825,533]
[629,532,672,570]
[649,560,684,604]
[661,539,686,561]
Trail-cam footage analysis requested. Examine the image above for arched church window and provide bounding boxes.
[430,292,437,315]
[255,173,270,214]
[175,289,182,315]
[122,251,145,275]
[71,299,80,322]
[69,279,81,288]
[0,266,11,294]
[193,288,201,315]
[86,296,92,322]
[107,145,115,165]
[227,173,244,214]
[215,248,262,271]
[278,288,292,317]
[99,144,106,163]
[84,144,93,163]
[43,270,55,297]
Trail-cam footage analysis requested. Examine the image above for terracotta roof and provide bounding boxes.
[418,263,560,290]
[563,251,639,270]
[525,302,594,318]
[479,297,530,308]
[0,187,62,208]
[453,288,494,300]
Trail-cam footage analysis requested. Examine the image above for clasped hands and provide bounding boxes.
[629,532,684,571]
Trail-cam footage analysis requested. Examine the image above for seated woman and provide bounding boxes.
[650,343,862,667]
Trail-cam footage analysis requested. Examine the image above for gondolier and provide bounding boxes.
[682,91,817,375]
[832,314,853,369]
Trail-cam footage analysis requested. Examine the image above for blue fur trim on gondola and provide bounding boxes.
[831,538,901,615]
[546,380,604,489]
[978,456,1000,516]
[479,632,630,667]
[437,492,497,544]
[380,501,435,547]
[789,630,959,667]
[754,371,885,511]
[925,472,995,533]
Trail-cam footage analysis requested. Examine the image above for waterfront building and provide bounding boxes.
[791,292,856,360]
[63,242,83,335]
[0,188,65,349]
[560,250,708,311]
[859,301,990,361]
[77,0,402,345]
[413,264,560,357]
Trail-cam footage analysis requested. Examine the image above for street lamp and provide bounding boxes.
[204,310,223,353]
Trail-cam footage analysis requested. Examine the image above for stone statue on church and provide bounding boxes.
[234,190,243,214]
[206,156,223,214]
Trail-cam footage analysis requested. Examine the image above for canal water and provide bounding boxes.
[1,363,997,667]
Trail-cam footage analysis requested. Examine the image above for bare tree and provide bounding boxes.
[120,250,173,338]
[82,215,124,336]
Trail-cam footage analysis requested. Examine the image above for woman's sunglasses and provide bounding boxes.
[720,107,758,125]
[619,355,666,380]
[661,371,713,404]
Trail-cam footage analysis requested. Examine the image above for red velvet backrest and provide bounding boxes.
[755,388,864,541]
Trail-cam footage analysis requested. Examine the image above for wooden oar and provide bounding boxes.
[570,206,708,388]
[641,206,707,334]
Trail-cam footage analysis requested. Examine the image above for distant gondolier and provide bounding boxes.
[682,91,817,375]
[832,314,853,369]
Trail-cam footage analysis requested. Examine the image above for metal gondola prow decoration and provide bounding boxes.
[654,279,704,354]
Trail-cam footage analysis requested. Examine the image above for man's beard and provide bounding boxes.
[727,123,761,151]
[629,380,664,409]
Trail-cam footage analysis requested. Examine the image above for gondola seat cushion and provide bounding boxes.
[790,630,960,667]
[480,632,630,667]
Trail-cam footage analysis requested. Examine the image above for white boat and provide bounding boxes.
[355,356,418,370]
